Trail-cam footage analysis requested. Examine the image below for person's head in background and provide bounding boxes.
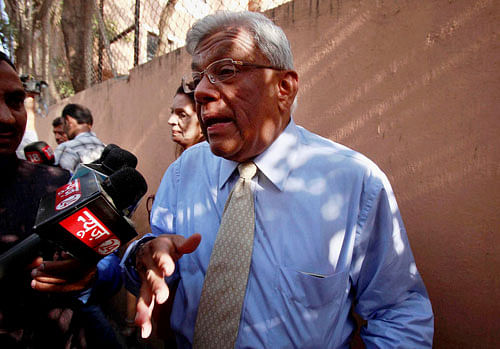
[168,85,205,157]
[52,116,68,144]
[61,103,93,140]
[0,51,27,158]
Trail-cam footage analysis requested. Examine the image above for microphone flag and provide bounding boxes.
[33,170,137,264]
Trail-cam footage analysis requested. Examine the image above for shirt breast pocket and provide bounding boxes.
[276,267,348,308]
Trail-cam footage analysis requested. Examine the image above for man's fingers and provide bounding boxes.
[26,256,43,270]
[136,283,156,338]
[31,278,89,293]
[34,258,93,277]
[31,261,96,293]
[154,250,177,277]
[177,233,202,255]
[31,273,67,284]
[134,234,200,317]
[144,269,170,304]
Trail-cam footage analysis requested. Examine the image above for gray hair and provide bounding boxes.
[186,11,294,70]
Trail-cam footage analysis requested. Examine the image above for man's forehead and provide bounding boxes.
[0,61,23,89]
[191,28,259,69]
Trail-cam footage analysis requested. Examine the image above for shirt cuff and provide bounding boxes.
[120,234,156,297]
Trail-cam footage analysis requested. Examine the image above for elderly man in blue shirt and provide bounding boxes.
[122,11,433,348]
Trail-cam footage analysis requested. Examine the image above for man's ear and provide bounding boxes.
[277,70,298,114]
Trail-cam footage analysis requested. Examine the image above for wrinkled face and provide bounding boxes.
[192,28,288,162]
[168,93,203,149]
[0,61,26,157]
[53,124,68,144]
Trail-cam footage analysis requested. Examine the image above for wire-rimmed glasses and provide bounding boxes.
[182,58,280,93]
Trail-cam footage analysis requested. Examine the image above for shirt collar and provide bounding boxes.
[218,119,300,192]
[74,131,95,139]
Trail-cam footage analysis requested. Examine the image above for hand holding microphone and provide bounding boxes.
[0,145,148,282]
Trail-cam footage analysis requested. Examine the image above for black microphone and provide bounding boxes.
[101,167,147,212]
[72,146,138,180]
[92,144,120,164]
[0,167,147,281]
[24,141,55,165]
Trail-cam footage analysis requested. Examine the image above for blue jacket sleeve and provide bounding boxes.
[78,252,122,304]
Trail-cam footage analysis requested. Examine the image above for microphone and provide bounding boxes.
[24,141,55,165]
[71,146,138,180]
[92,144,120,164]
[0,166,147,281]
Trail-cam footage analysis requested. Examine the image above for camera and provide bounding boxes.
[20,74,48,95]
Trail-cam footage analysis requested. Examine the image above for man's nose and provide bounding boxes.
[194,74,219,105]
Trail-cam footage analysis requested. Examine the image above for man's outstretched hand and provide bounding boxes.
[135,233,201,338]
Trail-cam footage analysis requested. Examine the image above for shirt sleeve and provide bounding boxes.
[78,252,122,304]
[120,159,180,296]
[55,144,79,173]
[352,169,434,348]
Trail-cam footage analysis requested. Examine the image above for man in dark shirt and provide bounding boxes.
[0,52,74,347]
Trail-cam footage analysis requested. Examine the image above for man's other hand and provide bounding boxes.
[30,253,97,293]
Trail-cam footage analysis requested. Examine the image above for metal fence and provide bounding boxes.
[2,0,292,108]
[89,0,292,88]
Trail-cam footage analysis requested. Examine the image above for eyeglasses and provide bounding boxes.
[182,58,280,93]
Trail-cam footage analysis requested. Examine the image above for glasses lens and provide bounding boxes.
[182,59,238,93]
[209,60,236,83]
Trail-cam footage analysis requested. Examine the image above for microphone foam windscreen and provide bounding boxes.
[101,167,147,212]
[24,141,55,165]
[86,147,138,175]
[102,148,138,171]
[99,144,120,162]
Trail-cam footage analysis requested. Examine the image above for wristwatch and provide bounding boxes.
[125,236,156,277]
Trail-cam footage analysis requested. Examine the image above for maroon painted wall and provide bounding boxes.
[34,0,500,346]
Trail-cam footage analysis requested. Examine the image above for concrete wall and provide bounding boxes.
[34,0,499,347]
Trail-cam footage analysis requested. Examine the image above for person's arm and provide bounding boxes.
[86,252,122,302]
[16,95,39,159]
[120,158,201,338]
[56,146,79,173]
[352,170,434,348]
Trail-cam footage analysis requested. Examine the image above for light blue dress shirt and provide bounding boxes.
[122,119,434,348]
[54,131,104,173]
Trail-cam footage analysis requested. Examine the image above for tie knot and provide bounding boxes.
[238,162,257,180]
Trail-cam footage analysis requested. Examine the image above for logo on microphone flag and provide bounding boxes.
[59,207,121,255]
[55,179,82,211]
[25,151,42,163]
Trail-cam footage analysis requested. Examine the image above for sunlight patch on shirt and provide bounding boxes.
[308,178,326,195]
[194,202,206,216]
[287,177,328,196]
[302,308,319,322]
[392,217,405,255]
[150,206,174,233]
[409,262,418,278]
[286,177,306,192]
[321,194,342,221]
[242,316,282,333]
[328,230,344,270]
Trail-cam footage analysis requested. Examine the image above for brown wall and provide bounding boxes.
[35,0,500,347]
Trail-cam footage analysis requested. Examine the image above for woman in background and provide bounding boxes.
[168,85,205,158]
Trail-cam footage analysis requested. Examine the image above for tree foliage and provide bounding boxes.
[0,0,95,101]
